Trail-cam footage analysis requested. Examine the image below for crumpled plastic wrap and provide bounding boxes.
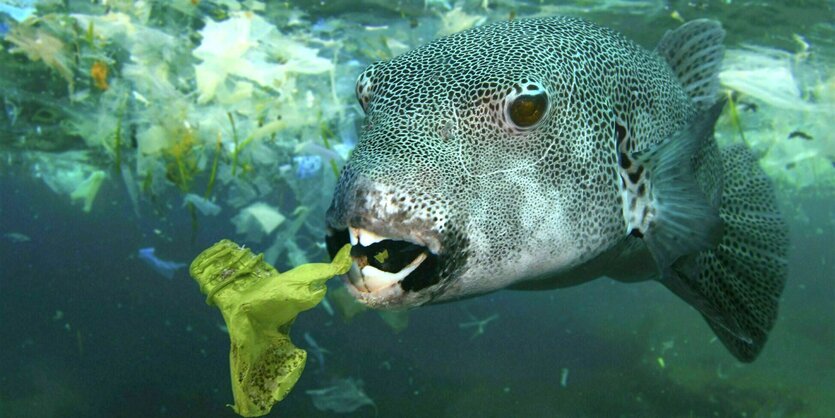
[189,240,352,417]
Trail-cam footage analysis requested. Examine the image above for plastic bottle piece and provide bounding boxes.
[189,240,352,417]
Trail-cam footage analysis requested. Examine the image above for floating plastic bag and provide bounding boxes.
[189,240,352,417]
[231,202,285,242]
[306,377,377,414]
[70,170,106,212]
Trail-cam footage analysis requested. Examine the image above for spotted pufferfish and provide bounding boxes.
[325,16,788,362]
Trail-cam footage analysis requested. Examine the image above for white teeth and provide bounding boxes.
[359,252,427,292]
[349,227,359,246]
[349,227,390,247]
[348,262,367,292]
[359,229,387,247]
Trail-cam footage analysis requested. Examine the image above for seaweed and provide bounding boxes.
[319,121,341,177]
[725,90,748,146]
[111,94,127,174]
[204,130,222,199]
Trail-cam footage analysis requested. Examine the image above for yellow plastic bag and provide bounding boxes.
[189,240,352,417]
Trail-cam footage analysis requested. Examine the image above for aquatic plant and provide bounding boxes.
[164,122,199,193]
[204,131,223,198]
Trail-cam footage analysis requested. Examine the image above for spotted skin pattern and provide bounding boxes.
[327,17,787,362]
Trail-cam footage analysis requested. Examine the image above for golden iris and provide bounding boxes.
[509,92,547,127]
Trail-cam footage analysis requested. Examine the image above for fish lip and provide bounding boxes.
[341,273,407,308]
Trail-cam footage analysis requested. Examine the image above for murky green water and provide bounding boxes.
[1,1,832,417]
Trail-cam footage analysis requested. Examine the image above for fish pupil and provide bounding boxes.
[509,92,547,127]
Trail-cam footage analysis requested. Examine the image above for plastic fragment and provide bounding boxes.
[189,240,352,417]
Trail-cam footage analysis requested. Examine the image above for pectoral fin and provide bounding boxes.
[621,100,725,276]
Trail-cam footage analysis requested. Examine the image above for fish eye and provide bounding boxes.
[505,81,548,129]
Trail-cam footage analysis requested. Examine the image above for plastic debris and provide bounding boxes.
[437,5,486,36]
[189,240,352,417]
[459,312,499,340]
[330,285,368,321]
[5,24,74,85]
[192,12,333,103]
[0,1,36,22]
[293,155,323,179]
[183,193,222,216]
[378,310,409,333]
[720,45,820,111]
[231,202,285,242]
[306,377,376,414]
[320,295,335,316]
[138,247,186,280]
[70,170,106,213]
[303,332,330,373]
[3,232,31,243]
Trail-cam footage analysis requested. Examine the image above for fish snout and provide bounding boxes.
[325,173,446,308]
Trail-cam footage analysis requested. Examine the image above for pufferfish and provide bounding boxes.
[325,16,788,362]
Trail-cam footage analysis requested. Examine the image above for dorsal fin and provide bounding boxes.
[656,19,725,110]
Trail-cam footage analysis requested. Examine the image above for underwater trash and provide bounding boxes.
[293,155,323,179]
[720,45,822,111]
[119,165,140,217]
[458,312,499,340]
[69,170,106,213]
[303,332,330,373]
[183,193,221,216]
[231,202,285,242]
[436,5,486,36]
[0,1,36,23]
[378,310,409,333]
[138,247,186,280]
[320,295,335,316]
[3,232,31,243]
[189,240,352,417]
[328,286,408,332]
[330,285,368,321]
[192,11,333,103]
[305,377,377,414]
[6,24,74,86]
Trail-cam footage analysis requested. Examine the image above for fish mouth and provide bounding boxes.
[325,226,440,306]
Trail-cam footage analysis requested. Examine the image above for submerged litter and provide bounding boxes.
[183,193,221,216]
[189,240,352,417]
[231,202,285,242]
[303,331,330,373]
[720,45,823,112]
[0,1,36,23]
[378,310,409,333]
[138,247,186,280]
[70,170,106,213]
[3,232,31,243]
[459,312,499,340]
[306,377,377,414]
